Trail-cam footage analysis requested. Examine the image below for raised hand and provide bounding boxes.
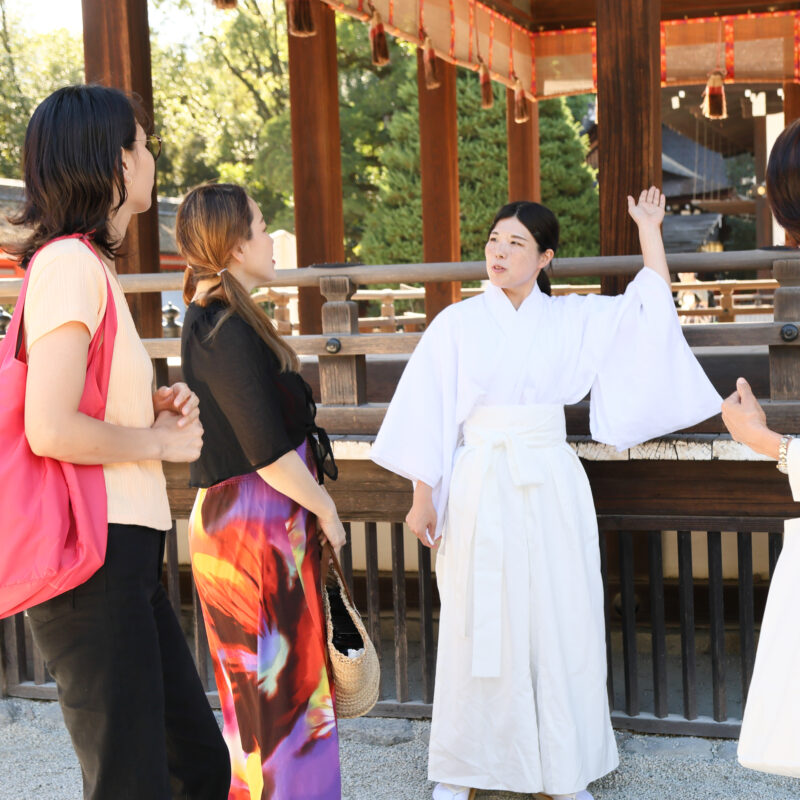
[627,186,666,229]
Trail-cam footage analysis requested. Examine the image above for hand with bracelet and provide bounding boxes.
[721,377,792,472]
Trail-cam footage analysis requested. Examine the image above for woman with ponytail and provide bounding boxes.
[177,183,344,800]
[373,193,723,800]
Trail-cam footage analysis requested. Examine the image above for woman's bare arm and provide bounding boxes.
[25,322,203,464]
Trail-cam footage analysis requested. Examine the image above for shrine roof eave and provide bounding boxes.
[484,0,800,33]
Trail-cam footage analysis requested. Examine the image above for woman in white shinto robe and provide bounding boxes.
[371,188,722,800]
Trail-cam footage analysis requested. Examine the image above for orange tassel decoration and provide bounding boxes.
[701,70,727,120]
[369,7,390,67]
[422,35,441,90]
[287,0,316,37]
[479,60,493,109]
[212,0,238,7]
[513,77,529,124]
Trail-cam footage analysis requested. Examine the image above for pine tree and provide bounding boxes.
[361,76,599,264]
[538,96,599,258]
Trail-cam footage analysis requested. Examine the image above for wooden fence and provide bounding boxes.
[3,248,800,739]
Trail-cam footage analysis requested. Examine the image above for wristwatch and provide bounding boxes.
[777,435,794,474]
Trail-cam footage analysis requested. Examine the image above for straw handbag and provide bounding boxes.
[321,542,380,718]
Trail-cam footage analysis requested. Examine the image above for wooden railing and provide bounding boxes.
[254,278,779,333]
[3,248,800,737]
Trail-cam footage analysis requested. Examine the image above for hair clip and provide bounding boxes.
[216,268,228,277]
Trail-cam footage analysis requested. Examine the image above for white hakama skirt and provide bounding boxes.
[428,404,618,795]
[737,519,800,777]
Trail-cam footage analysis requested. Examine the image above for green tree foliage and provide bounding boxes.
[361,79,599,264]
[0,1,82,178]
[538,96,599,258]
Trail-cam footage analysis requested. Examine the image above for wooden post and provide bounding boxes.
[81,0,161,339]
[288,0,345,335]
[769,260,800,401]
[784,81,800,128]
[754,117,772,250]
[417,52,461,322]
[596,0,661,296]
[506,89,541,202]
[319,276,366,405]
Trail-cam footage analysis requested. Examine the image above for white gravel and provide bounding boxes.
[2,699,800,799]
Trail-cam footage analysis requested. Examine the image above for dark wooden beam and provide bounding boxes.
[81,0,161,339]
[288,0,344,334]
[596,0,661,295]
[417,52,461,321]
[506,89,541,203]
[754,116,773,251]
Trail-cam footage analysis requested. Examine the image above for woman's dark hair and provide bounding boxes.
[767,118,800,245]
[488,201,559,295]
[7,84,151,266]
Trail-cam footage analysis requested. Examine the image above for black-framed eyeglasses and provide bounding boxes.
[140,133,162,161]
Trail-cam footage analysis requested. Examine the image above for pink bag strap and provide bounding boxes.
[8,233,118,410]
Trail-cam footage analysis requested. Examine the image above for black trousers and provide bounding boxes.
[27,524,231,800]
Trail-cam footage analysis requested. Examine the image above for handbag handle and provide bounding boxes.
[320,540,355,606]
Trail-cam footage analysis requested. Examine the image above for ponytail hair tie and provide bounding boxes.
[216,267,228,277]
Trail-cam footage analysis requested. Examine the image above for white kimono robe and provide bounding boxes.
[738,439,800,777]
[371,267,722,794]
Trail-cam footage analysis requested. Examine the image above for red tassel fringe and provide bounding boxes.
[479,62,493,109]
[513,77,529,124]
[288,0,316,37]
[701,71,727,120]
[369,10,390,67]
[423,36,441,90]
[212,0,238,8]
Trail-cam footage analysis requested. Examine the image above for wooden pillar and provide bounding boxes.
[769,260,800,400]
[754,116,772,249]
[417,52,461,322]
[319,276,366,405]
[506,89,541,202]
[596,0,661,295]
[288,0,344,334]
[82,0,161,339]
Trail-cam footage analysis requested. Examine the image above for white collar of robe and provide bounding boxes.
[484,279,545,336]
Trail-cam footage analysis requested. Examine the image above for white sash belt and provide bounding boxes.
[451,404,568,678]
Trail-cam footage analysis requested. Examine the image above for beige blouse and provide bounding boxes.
[23,238,172,531]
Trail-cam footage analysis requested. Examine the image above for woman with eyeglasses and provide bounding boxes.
[8,85,230,800]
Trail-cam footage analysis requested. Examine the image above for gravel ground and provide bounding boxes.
[2,698,800,799]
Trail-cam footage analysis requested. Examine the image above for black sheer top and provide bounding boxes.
[181,300,336,488]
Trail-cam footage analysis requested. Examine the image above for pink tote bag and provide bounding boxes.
[0,234,117,618]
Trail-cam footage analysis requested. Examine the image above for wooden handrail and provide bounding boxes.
[0,249,789,302]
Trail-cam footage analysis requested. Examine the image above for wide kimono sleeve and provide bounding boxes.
[581,266,723,450]
[371,309,458,535]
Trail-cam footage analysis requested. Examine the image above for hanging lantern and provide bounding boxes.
[701,71,727,120]
[212,0,238,7]
[287,0,315,36]
[513,76,529,124]
[422,35,441,90]
[369,6,390,67]
[479,60,493,110]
